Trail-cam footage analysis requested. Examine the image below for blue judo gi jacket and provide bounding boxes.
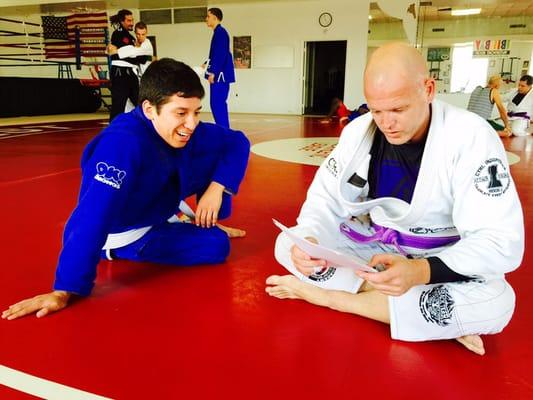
[53,106,250,296]
[206,24,235,84]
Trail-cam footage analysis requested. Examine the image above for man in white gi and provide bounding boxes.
[266,43,524,356]
[504,74,533,136]
[108,21,155,112]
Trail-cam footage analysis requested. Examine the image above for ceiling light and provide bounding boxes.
[451,8,481,16]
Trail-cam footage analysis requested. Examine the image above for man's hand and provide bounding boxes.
[207,73,215,84]
[107,44,118,55]
[356,254,430,296]
[196,182,225,228]
[2,291,71,320]
[290,237,327,276]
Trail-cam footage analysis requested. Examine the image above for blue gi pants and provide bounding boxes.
[102,222,230,266]
[210,82,230,128]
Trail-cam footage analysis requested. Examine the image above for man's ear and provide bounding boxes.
[142,100,155,120]
[425,78,436,102]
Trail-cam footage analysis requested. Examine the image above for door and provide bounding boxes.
[303,40,347,115]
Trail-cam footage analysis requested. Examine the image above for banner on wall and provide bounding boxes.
[473,39,511,57]
[233,36,251,69]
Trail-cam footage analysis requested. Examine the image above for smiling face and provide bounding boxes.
[364,43,435,145]
[121,14,134,31]
[142,95,202,148]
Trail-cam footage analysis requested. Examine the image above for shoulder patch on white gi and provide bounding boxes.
[309,267,336,282]
[94,161,126,189]
[419,285,454,326]
[325,157,339,177]
[473,158,510,197]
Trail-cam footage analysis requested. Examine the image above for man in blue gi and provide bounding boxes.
[2,58,250,320]
[204,7,235,128]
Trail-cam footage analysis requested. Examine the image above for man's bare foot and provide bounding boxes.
[265,275,303,299]
[216,223,246,238]
[456,334,485,355]
[265,274,329,307]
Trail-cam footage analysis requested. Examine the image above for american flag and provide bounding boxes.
[41,12,108,59]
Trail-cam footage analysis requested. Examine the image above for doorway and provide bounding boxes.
[303,40,347,115]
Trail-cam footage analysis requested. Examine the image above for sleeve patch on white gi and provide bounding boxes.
[473,158,510,197]
[94,161,126,189]
[325,157,339,177]
[419,285,454,326]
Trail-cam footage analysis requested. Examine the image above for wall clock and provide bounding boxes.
[319,12,333,28]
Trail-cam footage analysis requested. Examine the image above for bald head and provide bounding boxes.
[363,42,435,145]
[365,43,428,94]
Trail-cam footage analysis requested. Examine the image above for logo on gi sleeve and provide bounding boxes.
[325,157,338,177]
[94,162,126,189]
[474,158,510,197]
[419,285,454,326]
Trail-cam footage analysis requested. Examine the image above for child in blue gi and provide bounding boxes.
[3,58,250,320]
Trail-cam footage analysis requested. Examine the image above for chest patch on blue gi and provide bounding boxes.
[474,158,510,197]
[419,285,454,326]
[94,161,126,189]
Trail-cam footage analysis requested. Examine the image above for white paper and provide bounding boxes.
[273,219,376,273]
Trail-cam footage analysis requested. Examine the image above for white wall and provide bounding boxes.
[0,1,370,115]
[149,0,370,114]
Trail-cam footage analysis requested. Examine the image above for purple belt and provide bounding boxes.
[508,111,530,120]
[339,222,460,256]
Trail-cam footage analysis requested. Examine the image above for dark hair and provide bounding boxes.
[208,7,223,21]
[520,74,533,86]
[139,58,205,113]
[110,9,132,27]
[135,21,147,31]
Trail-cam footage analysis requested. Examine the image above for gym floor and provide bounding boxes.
[0,113,531,399]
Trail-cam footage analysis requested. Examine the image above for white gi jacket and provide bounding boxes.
[293,100,524,281]
[506,88,533,117]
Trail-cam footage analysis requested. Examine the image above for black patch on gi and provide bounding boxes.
[326,157,338,177]
[419,285,454,326]
[309,267,336,282]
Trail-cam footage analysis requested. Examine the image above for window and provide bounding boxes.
[450,44,488,93]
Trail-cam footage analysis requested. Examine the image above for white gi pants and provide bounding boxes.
[274,222,515,342]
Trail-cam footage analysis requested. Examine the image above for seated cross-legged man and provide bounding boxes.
[3,58,250,320]
[266,43,524,356]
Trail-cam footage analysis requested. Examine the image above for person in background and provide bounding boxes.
[467,75,511,137]
[108,21,155,112]
[107,9,139,121]
[321,97,369,124]
[203,7,235,128]
[503,75,533,136]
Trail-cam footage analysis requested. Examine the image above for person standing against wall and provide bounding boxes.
[204,7,235,128]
